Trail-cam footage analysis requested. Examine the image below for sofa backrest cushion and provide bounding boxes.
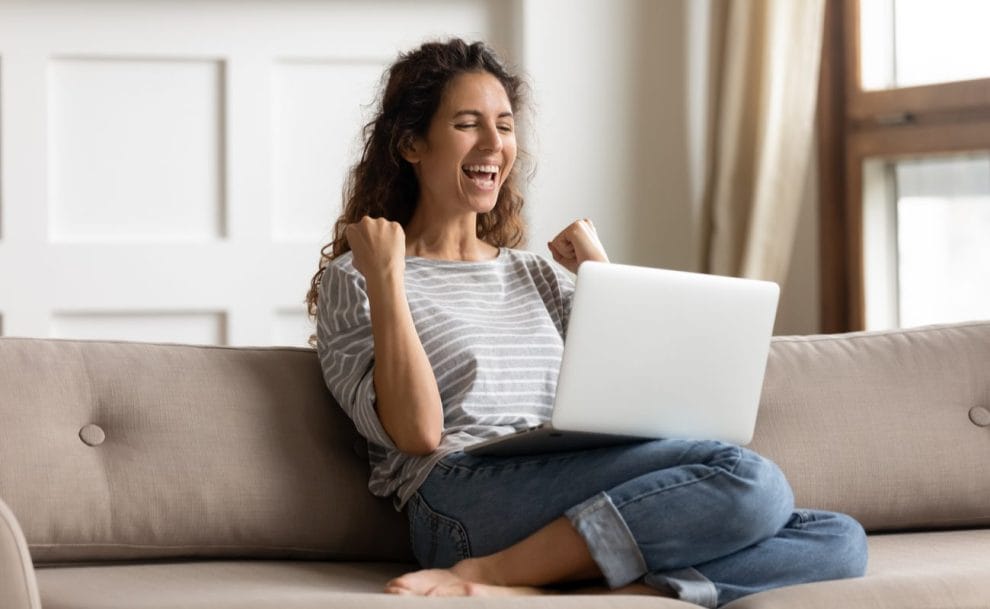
[749,321,990,532]
[0,338,413,564]
[3,321,989,563]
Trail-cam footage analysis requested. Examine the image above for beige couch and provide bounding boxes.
[2,320,989,609]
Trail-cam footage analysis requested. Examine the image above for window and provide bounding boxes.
[818,0,990,331]
[859,0,990,90]
[862,153,990,328]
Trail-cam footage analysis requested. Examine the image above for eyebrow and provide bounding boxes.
[452,109,514,119]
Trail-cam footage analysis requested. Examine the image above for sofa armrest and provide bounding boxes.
[0,497,41,609]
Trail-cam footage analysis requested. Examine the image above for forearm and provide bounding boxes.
[367,272,443,455]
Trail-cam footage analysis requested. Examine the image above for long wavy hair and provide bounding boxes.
[305,38,531,347]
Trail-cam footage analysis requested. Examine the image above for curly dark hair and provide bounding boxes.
[304,38,531,347]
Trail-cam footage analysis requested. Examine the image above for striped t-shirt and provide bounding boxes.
[316,247,576,510]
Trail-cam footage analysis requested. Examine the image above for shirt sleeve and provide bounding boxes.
[316,259,396,450]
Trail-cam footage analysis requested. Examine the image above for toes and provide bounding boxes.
[385,569,467,596]
[385,577,412,591]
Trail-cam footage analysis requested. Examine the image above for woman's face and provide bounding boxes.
[404,71,517,216]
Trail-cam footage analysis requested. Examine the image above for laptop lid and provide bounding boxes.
[549,261,779,445]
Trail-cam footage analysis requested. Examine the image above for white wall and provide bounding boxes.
[520,0,697,272]
[0,0,507,346]
[0,0,822,344]
[519,0,820,335]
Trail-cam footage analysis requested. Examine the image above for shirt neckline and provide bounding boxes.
[405,247,505,266]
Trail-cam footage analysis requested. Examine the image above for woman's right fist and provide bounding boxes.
[344,216,406,281]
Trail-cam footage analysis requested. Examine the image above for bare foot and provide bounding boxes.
[385,568,546,597]
[428,581,548,597]
[386,569,463,595]
[386,567,676,599]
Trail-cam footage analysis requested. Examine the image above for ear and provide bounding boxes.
[398,133,425,164]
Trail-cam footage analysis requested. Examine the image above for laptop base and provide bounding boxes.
[464,426,649,457]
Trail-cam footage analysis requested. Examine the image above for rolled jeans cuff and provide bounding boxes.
[564,491,647,588]
[645,568,718,609]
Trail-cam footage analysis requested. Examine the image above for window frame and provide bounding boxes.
[817,0,990,332]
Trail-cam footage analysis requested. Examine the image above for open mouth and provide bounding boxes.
[462,164,499,190]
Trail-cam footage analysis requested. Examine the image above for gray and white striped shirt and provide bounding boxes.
[316,247,575,510]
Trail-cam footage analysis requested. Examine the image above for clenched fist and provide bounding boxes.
[345,216,406,282]
[548,218,609,274]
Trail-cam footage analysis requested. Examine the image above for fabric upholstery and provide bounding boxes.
[722,529,990,608]
[35,560,696,609]
[748,321,990,531]
[34,529,990,609]
[0,338,412,563]
[2,320,990,609]
[0,497,41,609]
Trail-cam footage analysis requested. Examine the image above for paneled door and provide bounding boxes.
[0,0,514,346]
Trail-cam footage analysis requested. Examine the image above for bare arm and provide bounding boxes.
[346,216,442,456]
[366,271,443,455]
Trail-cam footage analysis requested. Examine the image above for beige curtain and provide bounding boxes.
[701,0,825,282]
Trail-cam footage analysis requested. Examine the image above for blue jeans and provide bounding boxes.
[406,439,868,608]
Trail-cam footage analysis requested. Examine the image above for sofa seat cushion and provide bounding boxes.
[722,528,990,608]
[35,560,697,609]
[34,530,990,609]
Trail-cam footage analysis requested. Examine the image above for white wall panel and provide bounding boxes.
[49,58,224,241]
[272,60,386,242]
[51,311,226,345]
[0,0,504,346]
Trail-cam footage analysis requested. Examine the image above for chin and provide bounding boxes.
[466,194,499,215]
[477,201,499,215]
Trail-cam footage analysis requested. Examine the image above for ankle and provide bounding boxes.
[452,557,504,586]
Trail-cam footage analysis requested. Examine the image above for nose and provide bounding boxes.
[478,122,503,153]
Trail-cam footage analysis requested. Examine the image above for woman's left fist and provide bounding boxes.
[548,218,609,274]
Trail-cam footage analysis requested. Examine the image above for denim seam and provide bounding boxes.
[411,492,473,561]
[613,446,743,510]
[407,498,416,559]
[789,509,814,530]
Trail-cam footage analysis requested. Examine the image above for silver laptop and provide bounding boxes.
[465,261,779,457]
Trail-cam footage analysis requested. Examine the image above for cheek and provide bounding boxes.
[421,159,459,186]
[503,148,518,174]
[504,139,518,163]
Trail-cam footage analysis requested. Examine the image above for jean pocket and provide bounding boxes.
[406,492,472,569]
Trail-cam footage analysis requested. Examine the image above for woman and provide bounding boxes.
[306,38,867,607]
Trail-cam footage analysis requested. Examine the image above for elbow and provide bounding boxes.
[396,430,441,456]
[375,396,443,456]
